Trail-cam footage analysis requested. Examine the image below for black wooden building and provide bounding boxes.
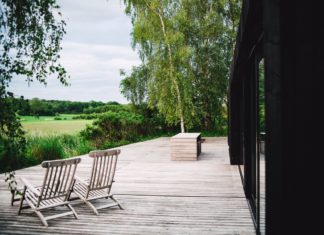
[228,0,324,234]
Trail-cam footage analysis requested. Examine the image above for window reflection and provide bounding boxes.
[258,59,266,234]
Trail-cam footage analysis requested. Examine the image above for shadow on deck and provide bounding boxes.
[0,137,255,234]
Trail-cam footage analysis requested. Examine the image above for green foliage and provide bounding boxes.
[52,134,92,157]
[73,113,98,120]
[26,135,65,164]
[0,0,68,178]
[80,111,145,148]
[0,93,26,173]
[182,0,239,131]
[25,134,93,166]
[79,103,180,149]
[120,65,149,105]
[0,0,68,86]
[124,0,198,132]
[258,59,265,133]
[17,98,106,116]
[74,103,135,120]
[131,104,178,133]
[83,103,128,114]
[2,133,93,171]
[122,0,241,133]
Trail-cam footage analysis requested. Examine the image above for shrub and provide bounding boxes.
[26,134,94,165]
[54,117,62,120]
[0,134,26,173]
[26,136,65,164]
[80,126,105,148]
[80,111,145,148]
[59,134,93,156]
[73,113,98,120]
[75,138,93,155]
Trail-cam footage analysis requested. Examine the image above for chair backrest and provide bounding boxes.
[39,158,81,201]
[88,149,120,192]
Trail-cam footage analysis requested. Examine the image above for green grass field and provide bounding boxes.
[20,115,92,135]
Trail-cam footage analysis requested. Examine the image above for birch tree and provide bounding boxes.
[124,0,196,133]
[122,0,241,133]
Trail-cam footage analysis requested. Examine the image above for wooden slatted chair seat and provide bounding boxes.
[72,149,123,215]
[18,158,81,227]
[73,181,109,200]
[24,186,69,208]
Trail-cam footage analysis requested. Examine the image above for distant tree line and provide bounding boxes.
[12,97,110,116]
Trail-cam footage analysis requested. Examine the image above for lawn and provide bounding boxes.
[20,115,92,135]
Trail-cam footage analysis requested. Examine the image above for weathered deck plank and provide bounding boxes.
[0,137,255,234]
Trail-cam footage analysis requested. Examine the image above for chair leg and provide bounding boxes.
[17,186,26,215]
[11,190,15,206]
[110,195,123,210]
[84,200,99,215]
[66,204,79,219]
[35,210,48,227]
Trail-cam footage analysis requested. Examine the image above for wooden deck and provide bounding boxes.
[0,137,255,234]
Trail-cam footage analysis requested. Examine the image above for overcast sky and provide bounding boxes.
[8,0,141,103]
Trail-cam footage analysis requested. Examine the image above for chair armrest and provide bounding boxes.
[20,177,40,197]
[74,175,89,186]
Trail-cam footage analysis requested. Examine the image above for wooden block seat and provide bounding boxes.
[170,133,202,160]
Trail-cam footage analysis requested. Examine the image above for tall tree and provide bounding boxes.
[0,0,68,173]
[122,0,241,133]
[124,0,196,133]
[183,0,241,131]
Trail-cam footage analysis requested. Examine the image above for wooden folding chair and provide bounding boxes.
[18,158,81,227]
[72,149,123,215]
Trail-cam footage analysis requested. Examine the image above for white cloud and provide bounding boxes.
[8,0,140,103]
